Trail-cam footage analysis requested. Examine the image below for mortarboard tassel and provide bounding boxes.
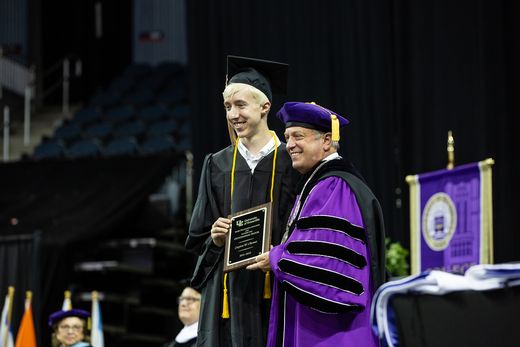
[331,114,340,142]
[263,271,272,299]
[222,273,230,319]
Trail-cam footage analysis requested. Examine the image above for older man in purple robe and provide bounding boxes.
[247,101,386,346]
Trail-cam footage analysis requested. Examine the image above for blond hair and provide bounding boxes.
[222,83,269,106]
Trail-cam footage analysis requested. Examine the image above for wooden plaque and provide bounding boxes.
[223,202,272,272]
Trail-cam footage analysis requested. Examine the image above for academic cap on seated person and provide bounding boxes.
[48,308,90,327]
[226,55,289,102]
[277,102,349,142]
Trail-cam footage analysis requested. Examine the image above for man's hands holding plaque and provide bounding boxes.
[246,246,273,272]
[213,215,272,272]
[211,217,231,247]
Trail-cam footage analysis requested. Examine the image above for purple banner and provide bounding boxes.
[418,162,481,274]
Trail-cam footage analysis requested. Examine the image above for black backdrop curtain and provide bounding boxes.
[0,232,41,345]
[0,153,179,343]
[186,0,519,263]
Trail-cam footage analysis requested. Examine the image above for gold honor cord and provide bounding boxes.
[222,131,279,318]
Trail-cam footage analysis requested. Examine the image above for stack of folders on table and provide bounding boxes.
[370,263,520,347]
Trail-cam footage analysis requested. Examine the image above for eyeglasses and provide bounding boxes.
[177,296,201,305]
[58,324,83,332]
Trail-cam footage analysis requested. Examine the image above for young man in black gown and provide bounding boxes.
[185,56,296,347]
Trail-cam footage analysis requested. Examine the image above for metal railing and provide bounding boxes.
[1,52,81,160]
[40,55,82,115]
[3,106,9,161]
[185,150,194,224]
[1,48,36,160]
[0,48,35,97]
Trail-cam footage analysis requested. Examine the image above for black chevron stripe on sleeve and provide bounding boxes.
[296,215,366,243]
[278,259,364,295]
[280,280,364,314]
[286,241,367,268]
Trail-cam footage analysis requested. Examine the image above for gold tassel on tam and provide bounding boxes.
[263,271,272,299]
[331,114,340,142]
[222,273,230,319]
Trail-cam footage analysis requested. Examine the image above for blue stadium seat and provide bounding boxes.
[146,120,177,138]
[170,104,190,121]
[140,76,166,92]
[90,90,122,109]
[177,122,191,139]
[53,123,82,143]
[104,138,139,157]
[176,137,191,152]
[108,76,136,94]
[123,89,154,108]
[84,122,112,142]
[156,88,185,106]
[113,121,146,139]
[164,71,188,90]
[155,61,183,78]
[73,107,102,127]
[139,105,167,123]
[67,139,102,158]
[105,106,134,124]
[122,63,152,80]
[33,142,65,160]
[141,136,176,154]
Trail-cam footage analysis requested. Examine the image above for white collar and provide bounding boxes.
[175,322,198,343]
[322,152,340,162]
[237,134,280,171]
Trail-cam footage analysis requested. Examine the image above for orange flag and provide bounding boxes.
[15,291,37,347]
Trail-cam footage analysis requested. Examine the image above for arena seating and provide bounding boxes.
[32,61,191,159]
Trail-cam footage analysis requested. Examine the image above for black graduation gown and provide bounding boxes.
[163,337,197,347]
[186,144,295,347]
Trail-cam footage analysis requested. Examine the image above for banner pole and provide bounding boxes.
[447,130,454,169]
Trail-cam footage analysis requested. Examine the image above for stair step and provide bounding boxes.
[74,291,140,305]
[117,332,168,347]
[133,305,177,316]
[127,304,180,337]
[74,260,152,274]
[139,278,185,309]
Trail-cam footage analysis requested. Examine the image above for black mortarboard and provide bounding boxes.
[226,55,288,102]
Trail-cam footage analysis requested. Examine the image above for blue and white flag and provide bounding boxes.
[406,159,494,274]
[91,291,104,347]
[0,287,15,347]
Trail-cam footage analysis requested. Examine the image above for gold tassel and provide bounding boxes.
[263,271,272,299]
[331,114,340,142]
[222,273,230,319]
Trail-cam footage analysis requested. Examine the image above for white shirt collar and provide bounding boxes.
[237,134,280,172]
[175,321,198,343]
[323,152,341,161]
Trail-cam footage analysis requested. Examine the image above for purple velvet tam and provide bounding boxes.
[277,102,349,132]
[48,309,90,327]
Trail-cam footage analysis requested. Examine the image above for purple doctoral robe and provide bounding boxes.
[267,174,380,347]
